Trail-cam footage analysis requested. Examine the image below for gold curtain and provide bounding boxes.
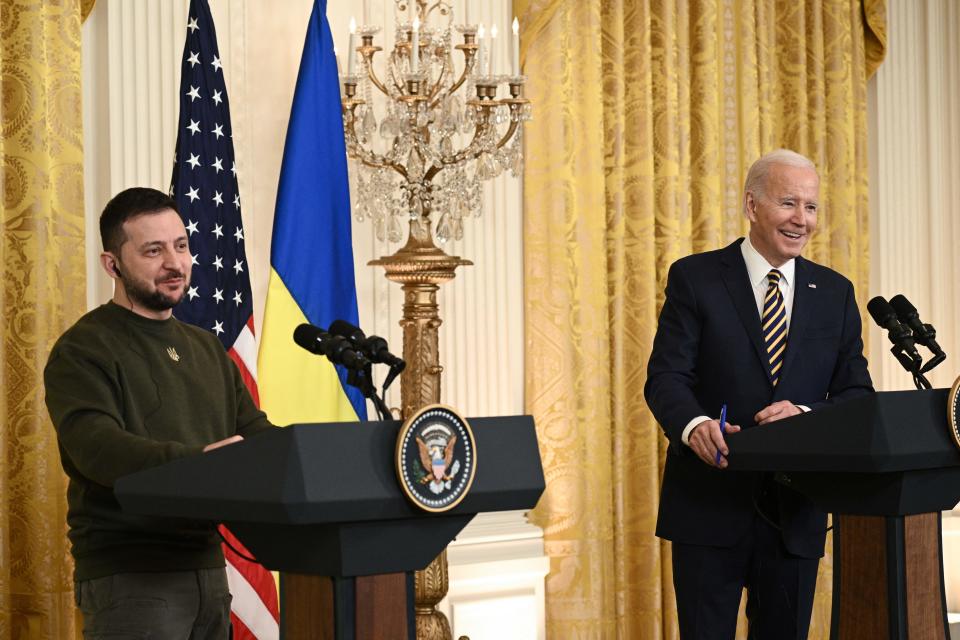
[518,0,886,637]
[1,0,89,637]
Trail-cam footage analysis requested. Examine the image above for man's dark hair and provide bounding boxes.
[100,187,179,253]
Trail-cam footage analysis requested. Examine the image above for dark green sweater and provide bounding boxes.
[44,302,275,581]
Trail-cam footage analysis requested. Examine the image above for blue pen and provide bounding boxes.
[715,403,728,465]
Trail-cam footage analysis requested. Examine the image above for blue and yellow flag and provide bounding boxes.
[257,0,367,424]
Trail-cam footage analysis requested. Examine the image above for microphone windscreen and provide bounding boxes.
[867,296,896,327]
[328,319,364,342]
[889,294,918,320]
[293,323,324,354]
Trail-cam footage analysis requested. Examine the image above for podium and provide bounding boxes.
[114,415,545,639]
[726,389,960,640]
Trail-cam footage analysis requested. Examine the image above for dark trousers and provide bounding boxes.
[75,568,232,640]
[672,515,819,640]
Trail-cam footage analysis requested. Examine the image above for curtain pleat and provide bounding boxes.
[521,1,885,636]
[0,1,87,638]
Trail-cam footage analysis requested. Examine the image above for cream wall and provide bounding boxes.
[81,1,543,638]
[868,0,960,616]
[868,0,960,393]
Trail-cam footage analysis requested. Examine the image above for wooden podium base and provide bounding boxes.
[281,573,414,640]
[833,513,950,639]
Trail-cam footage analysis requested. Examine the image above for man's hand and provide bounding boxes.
[689,419,741,469]
[754,401,802,425]
[203,435,244,452]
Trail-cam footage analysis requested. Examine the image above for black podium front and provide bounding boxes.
[114,415,545,639]
[726,390,959,640]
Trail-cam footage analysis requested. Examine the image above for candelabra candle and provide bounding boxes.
[340,0,530,246]
[477,24,486,78]
[512,17,520,76]
[347,17,357,75]
[411,18,420,73]
[488,24,497,76]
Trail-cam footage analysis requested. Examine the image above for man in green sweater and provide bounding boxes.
[45,187,275,639]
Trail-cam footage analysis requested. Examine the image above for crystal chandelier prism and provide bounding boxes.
[341,0,530,246]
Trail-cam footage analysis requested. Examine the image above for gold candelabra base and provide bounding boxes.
[370,219,471,640]
[369,219,471,419]
[415,549,452,639]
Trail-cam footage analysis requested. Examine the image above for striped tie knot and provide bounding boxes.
[762,269,787,385]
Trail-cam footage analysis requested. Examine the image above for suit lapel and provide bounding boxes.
[719,240,770,377]
[778,256,813,388]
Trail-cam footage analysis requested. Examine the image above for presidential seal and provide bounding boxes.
[396,405,477,512]
[949,376,960,452]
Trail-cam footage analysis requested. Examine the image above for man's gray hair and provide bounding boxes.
[743,149,817,209]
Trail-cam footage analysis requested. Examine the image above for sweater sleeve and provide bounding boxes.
[44,342,204,487]
[228,355,278,437]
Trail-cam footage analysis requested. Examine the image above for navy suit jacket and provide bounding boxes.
[644,239,873,558]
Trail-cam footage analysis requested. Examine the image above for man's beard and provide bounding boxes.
[120,270,188,311]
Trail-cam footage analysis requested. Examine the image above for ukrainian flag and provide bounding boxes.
[257,0,367,424]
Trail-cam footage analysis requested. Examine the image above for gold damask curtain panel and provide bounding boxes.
[518,0,885,637]
[1,0,89,638]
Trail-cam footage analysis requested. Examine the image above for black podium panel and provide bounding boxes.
[727,389,955,472]
[114,415,544,575]
[720,389,959,638]
[774,466,960,516]
[227,516,472,576]
[725,389,960,516]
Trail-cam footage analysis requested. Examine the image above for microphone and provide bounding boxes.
[890,294,946,373]
[867,296,923,373]
[867,296,908,337]
[889,294,944,354]
[328,318,366,346]
[328,319,406,370]
[293,323,370,371]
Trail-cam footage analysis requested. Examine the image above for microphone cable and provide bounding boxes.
[752,481,834,536]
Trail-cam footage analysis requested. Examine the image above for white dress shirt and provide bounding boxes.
[680,237,807,446]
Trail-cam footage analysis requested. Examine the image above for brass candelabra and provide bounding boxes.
[341,2,529,638]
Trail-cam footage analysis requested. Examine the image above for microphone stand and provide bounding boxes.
[917,323,947,374]
[346,366,392,421]
[887,344,930,390]
[368,361,404,421]
[902,333,946,390]
[911,370,932,391]
[889,345,932,390]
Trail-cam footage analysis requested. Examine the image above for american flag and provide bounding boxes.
[170,1,279,638]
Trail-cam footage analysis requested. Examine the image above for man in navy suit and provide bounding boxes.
[645,149,873,639]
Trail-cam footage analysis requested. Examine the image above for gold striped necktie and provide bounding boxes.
[762,269,787,386]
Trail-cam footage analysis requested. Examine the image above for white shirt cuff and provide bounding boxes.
[682,406,808,446]
[681,415,711,446]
